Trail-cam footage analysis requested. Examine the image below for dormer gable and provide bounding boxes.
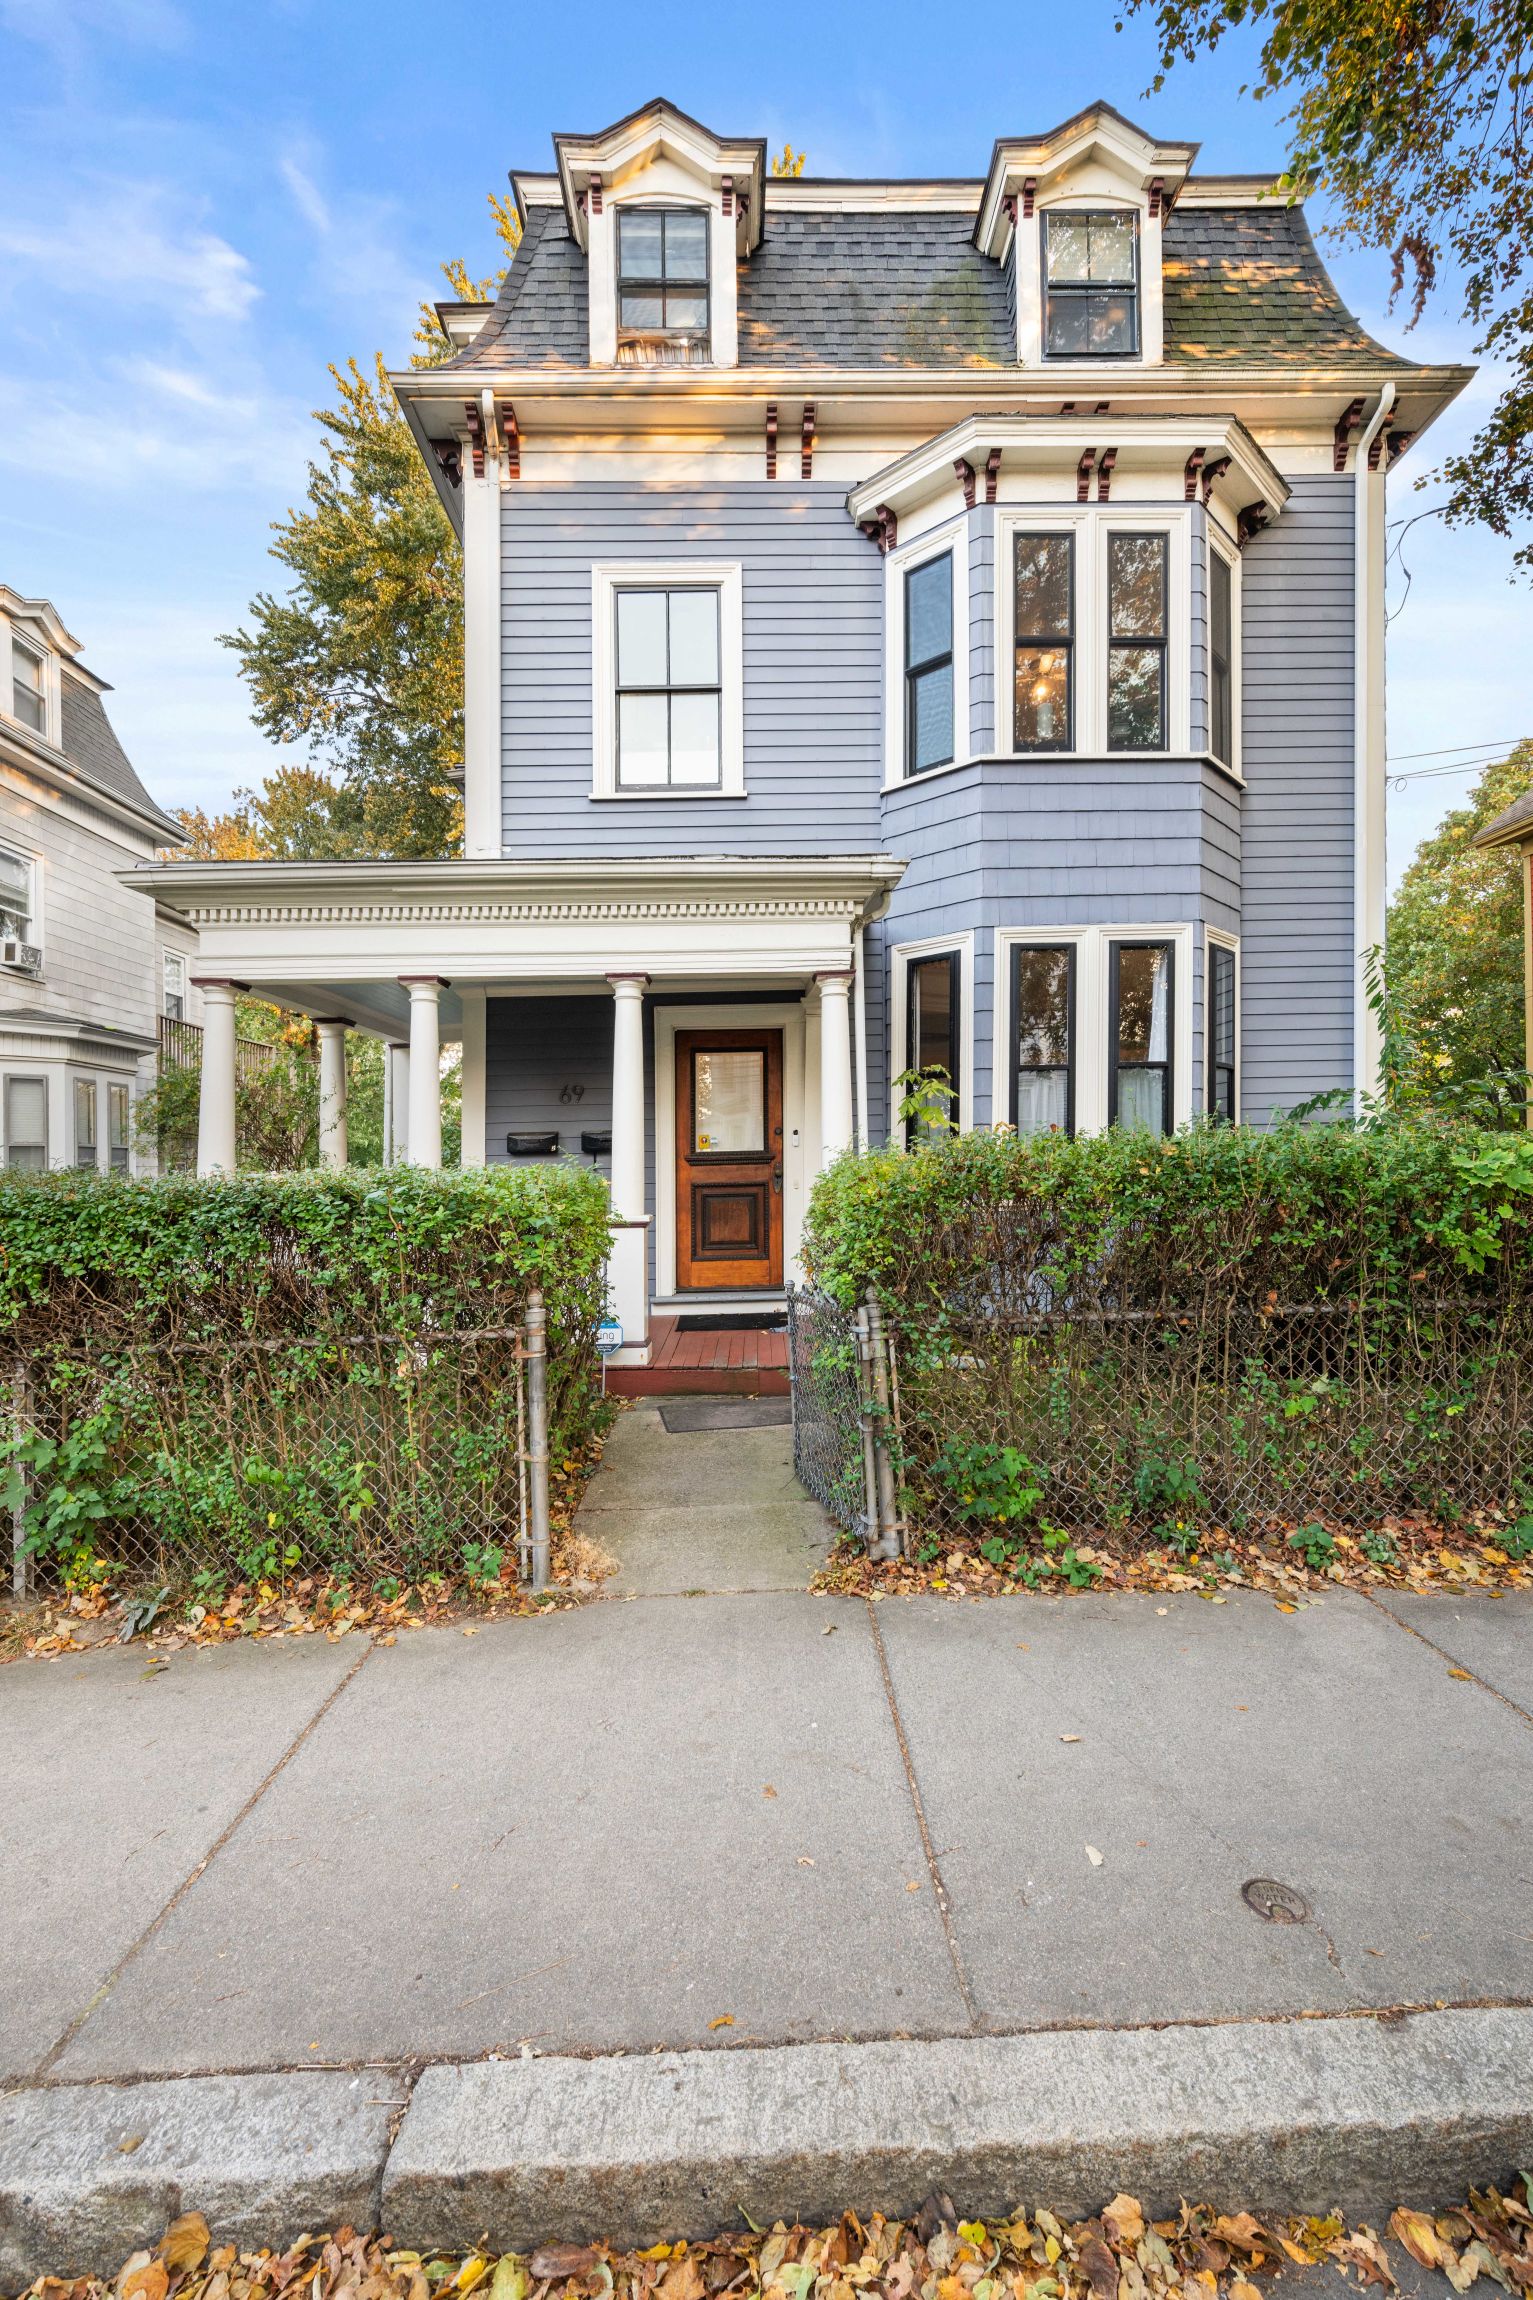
[552,98,765,368]
[975,101,1197,369]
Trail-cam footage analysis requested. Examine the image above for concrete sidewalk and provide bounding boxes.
[2,1399,1532,2266]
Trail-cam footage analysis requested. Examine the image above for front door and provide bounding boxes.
[675,1029,784,1290]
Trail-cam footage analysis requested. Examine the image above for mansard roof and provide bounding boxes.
[438,188,1412,376]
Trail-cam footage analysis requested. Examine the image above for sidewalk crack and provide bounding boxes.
[23,1636,380,2085]
[1360,1591,1533,1729]
[863,1598,979,2033]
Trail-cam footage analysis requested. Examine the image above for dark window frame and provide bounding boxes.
[903,550,955,777]
[1208,939,1238,1122]
[1012,530,1075,754]
[1108,938,1176,1135]
[1009,942,1076,1138]
[1106,530,1169,752]
[904,948,962,1146]
[616,206,711,339]
[613,583,724,791]
[1209,545,1234,768]
[1041,209,1141,360]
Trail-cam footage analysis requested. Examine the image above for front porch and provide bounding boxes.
[123,854,902,1358]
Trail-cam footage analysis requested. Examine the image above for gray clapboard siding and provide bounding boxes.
[968,508,997,758]
[500,483,883,856]
[485,995,613,1174]
[1237,475,1355,1123]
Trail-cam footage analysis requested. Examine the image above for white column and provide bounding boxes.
[315,1018,350,1170]
[457,986,487,1169]
[462,437,502,861]
[385,1042,410,1165]
[817,971,855,1166]
[194,979,239,1176]
[606,972,649,1347]
[401,977,444,1169]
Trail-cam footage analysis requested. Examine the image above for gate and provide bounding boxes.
[785,1283,901,1557]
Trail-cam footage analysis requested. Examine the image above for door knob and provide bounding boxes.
[771,1162,783,1193]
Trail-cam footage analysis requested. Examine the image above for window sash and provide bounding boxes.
[905,951,961,1144]
[1013,532,1074,752]
[1210,549,1234,766]
[1107,532,1168,751]
[108,1082,130,1169]
[74,1078,98,1168]
[5,1075,48,1168]
[614,586,723,789]
[1108,940,1175,1135]
[1042,212,1140,358]
[0,847,32,939]
[11,641,46,733]
[617,209,710,336]
[1208,941,1237,1121]
[904,552,955,775]
[1010,944,1075,1138]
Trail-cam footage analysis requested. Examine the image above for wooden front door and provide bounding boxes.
[675,1029,784,1290]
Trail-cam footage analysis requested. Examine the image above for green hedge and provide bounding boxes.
[0,1166,613,1590]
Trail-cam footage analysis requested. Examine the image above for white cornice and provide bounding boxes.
[975,105,1199,257]
[0,586,81,660]
[552,100,766,254]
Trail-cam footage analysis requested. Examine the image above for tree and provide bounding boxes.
[1122,0,1533,568]
[1384,739,1533,1092]
[219,198,520,857]
[174,765,366,861]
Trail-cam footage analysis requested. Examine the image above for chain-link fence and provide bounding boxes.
[8,1299,556,1599]
[785,1284,900,1553]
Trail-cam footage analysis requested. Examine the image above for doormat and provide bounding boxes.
[659,1397,793,1433]
[673,1312,787,1333]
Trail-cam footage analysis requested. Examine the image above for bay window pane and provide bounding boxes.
[1117,945,1172,1064]
[907,555,952,666]
[908,954,959,1143]
[1015,1069,1070,1136]
[1109,535,1167,637]
[1211,551,1233,765]
[74,1078,97,1168]
[1108,645,1165,749]
[1117,1067,1168,1133]
[911,662,954,772]
[1015,649,1070,749]
[668,589,719,685]
[669,692,721,784]
[6,1076,47,1168]
[109,1082,130,1168]
[616,590,668,685]
[1016,947,1072,1067]
[1014,534,1072,638]
[617,692,669,784]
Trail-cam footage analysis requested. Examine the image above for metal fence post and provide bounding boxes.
[864,1286,902,1561]
[11,1356,33,1604]
[854,1302,881,1553]
[523,1289,551,1593]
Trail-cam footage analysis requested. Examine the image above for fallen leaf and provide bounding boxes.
[158,2215,210,2275]
[822,1623,838,1636]
[489,2258,528,2300]
[1391,2210,1449,2270]
[529,2247,598,2282]
[659,2255,706,2300]
[762,1786,778,1799]
[1085,1845,1104,1866]
[1060,1735,1082,1744]
[906,1879,923,1892]
[708,2014,735,2029]
[797,1856,815,1867]
[117,2134,145,2155]
[120,2262,168,2300]
[1102,2197,1145,2249]
[1448,1669,1473,1681]
[1077,2238,1118,2300]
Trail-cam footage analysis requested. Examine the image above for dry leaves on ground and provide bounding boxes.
[15,2187,1533,2300]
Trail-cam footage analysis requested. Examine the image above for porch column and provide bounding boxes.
[607,972,649,1346]
[457,986,487,1168]
[817,971,855,1165]
[193,978,240,1176]
[315,1017,350,1170]
[385,1042,410,1164]
[400,977,445,1169]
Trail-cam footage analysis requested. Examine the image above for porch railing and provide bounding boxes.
[158,1015,287,1082]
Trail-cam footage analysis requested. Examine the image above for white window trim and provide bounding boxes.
[883,516,971,790]
[1205,926,1241,1122]
[1016,191,1165,369]
[2,622,61,748]
[588,163,738,369]
[0,839,42,969]
[590,561,745,800]
[992,922,1194,1136]
[889,930,975,1137]
[2,1072,50,1169]
[1206,524,1242,781]
[998,506,1190,759]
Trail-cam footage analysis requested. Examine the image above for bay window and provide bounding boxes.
[1210,548,1234,767]
[1043,211,1139,358]
[108,1082,131,1171]
[906,951,960,1143]
[74,1078,98,1169]
[1013,534,1073,751]
[1107,533,1167,750]
[1109,940,1174,1134]
[905,552,954,775]
[5,1076,48,1169]
[1011,945,1075,1136]
[1208,941,1238,1121]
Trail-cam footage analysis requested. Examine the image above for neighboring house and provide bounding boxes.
[0,587,198,1172]
[1474,789,1533,1104]
[129,98,1470,1357]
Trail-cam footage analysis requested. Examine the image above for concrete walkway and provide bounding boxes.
[2,1385,1531,2085]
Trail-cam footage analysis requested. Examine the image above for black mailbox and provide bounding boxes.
[581,1130,612,1158]
[506,1131,560,1157]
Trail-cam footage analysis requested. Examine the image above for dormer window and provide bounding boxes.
[1043,211,1139,358]
[617,208,709,341]
[11,636,47,733]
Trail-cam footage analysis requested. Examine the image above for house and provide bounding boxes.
[1,588,198,1173]
[1473,789,1533,1107]
[127,98,1470,1359]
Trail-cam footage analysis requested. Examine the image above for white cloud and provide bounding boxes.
[0,183,258,320]
[0,358,312,496]
[0,0,186,65]
[275,134,434,323]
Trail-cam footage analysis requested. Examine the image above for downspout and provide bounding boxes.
[854,921,871,1152]
[1353,382,1395,1109]
[462,388,504,859]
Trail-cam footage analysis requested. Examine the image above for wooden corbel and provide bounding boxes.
[857,504,898,553]
[1237,501,1270,546]
[984,446,1002,504]
[1021,176,1037,219]
[499,401,520,479]
[1076,447,1097,503]
[1184,447,1206,501]
[765,402,778,480]
[1095,445,1118,502]
[463,399,486,479]
[1200,454,1232,504]
[588,171,603,215]
[801,401,816,480]
[722,175,733,217]
[1333,396,1365,471]
[955,457,976,510]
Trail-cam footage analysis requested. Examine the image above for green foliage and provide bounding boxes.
[1382,742,1533,1100]
[932,1438,1044,1525]
[1361,1530,1398,1566]
[1133,1454,1205,1521]
[1288,1521,1338,1570]
[1503,1517,1533,1561]
[1121,0,1533,566]
[894,1066,957,1142]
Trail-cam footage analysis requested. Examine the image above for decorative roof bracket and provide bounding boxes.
[984,446,1002,504]
[801,402,816,480]
[1076,447,1097,502]
[1333,396,1365,470]
[765,402,778,479]
[1095,446,1118,501]
[955,457,976,510]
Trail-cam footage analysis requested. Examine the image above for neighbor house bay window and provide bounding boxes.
[1107,533,1168,750]
[108,1082,130,1171]
[74,1078,97,1169]
[905,553,954,774]
[617,209,709,339]
[1210,549,1234,767]
[1013,533,1073,750]
[5,1077,47,1169]
[1011,945,1075,1136]
[1043,211,1139,357]
[1109,941,1174,1134]
[906,951,960,1142]
[615,586,721,788]
[1209,942,1237,1122]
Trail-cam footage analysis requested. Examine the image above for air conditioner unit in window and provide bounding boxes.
[1,939,42,972]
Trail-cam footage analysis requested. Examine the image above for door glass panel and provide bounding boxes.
[693,1049,765,1154]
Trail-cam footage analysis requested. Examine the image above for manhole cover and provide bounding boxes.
[1241,1876,1310,1924]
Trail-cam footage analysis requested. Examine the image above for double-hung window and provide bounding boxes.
[1043,211,1139,358]
[5,1077,47,1169]
[11,638,46,734]
[905,951,960,1143]
[617,209,709,340]
[1011,945,1075,1136]
[0,848,33,945]
[108,1082,130,1171]
[74,1079,98,1169]
[1209,549,1234,768]
[1013,534,1073,751]
[904,553,954,775]
[1109,941,1175,1135]
[615,586,722,789]
[1107,533,1168,750]
[1208,942,1237,1122]
[163,951,186,1021]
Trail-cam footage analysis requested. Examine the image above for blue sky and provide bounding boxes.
[1,0,1526,885]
